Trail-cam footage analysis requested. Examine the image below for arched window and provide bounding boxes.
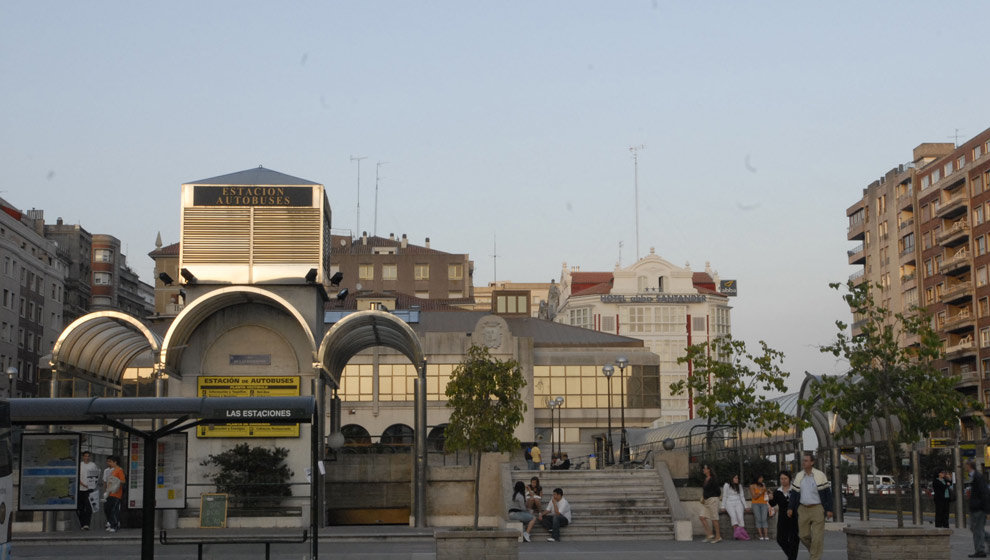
[381,423,414,446]
[341,424,371,445]
[427,424,448,452]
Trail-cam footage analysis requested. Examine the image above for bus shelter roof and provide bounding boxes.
[9,396,315,425]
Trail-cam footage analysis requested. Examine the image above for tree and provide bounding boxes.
[670,336,798,484]
[201,443,293,507]
[444,344,527,528]
[805,281,976,527]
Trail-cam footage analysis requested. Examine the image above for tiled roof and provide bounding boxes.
[571,272,613,284]
[410,312,645,348]
[148,242,179,258]
[331,235,462,256]
[571,282,612,296]
[187,166,319,186]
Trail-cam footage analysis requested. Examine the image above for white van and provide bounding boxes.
[846,474,895,494]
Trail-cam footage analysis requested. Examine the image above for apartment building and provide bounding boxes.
[329,232,474,301]
[846,126,990,431]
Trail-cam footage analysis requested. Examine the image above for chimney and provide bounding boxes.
[425,237,430,249]
[389,233,395,241]
[57,217,63,225]
[362,231,367,245]
[401,234,408,249]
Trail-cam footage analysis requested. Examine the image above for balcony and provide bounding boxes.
[941,249,971,277]
[849,268,866,284]
[900,272,917,291]
[898,218,915,231]
[937,221,970,247]
[897,191,914,210]
[848,243,865,265]
[945,337,977,361]
[942,309,975,333]
[942,281,973,304]
[848,220,865,241]
[899,246,916,264]
[956,368,981,388]
[935,196,968,219]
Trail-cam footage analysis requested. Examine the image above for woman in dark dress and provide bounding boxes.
[768,470,799,560]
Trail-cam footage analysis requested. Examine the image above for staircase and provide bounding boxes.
[508,468,675,541]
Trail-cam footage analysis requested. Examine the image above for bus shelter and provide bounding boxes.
[10,396,317,560]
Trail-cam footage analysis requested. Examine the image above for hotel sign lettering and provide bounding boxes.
[600,294,706,304]
[193,186,313,207]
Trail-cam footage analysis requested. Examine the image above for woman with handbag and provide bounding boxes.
[722,473,750,540]
[750,474,770,541]
[699,464,723,543]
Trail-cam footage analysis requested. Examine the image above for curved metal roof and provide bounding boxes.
[11,396,315,424]
[799,373,901,448]
[160,286,318,375]
[51,311,162,383]
[318,310,425,385]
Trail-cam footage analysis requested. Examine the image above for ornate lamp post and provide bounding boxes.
[602,365,615,466]
[554,396,564,457]
[616,356,629,464]
[547,397,556,464]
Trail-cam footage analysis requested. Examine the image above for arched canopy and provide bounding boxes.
[51,311,162,384]
[318,310,425,387]
[161,286,318,375]
[798,373,902,449]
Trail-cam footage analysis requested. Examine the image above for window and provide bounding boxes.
[979,236,988,257]
[976,206,985,226]
[935,283,943,300]
[982,328,990,348]
[2,257,8,275]
[448,264,463,280]
[923,231,932,249]
[980,297,989,318]
[877,195,886,215]
[925,259,934,277]
[657,277,665,293]
[448,290,463,299]
[944,162,954,176]
[900,233,914,252]
[94,248,113,263]
[569,308,592,329]
[922,175,931,189]
[414,264,430,280]
[93,272,111,285]
[933,168,941,182]
[382,264,397,281]
[976,144,984,159]
[979,266,988,287]
[601,316,616,332]
[358,264,374,280]
[415,291,429,299]
[495,294,528,314]
[958,155,966,169]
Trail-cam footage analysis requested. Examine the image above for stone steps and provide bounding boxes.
[509,468,675,541]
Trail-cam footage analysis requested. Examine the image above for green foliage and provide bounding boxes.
[670,336,799,437]
[444,345,527,455]
[445,344,527,527]
[200,443,294,506]
[805,281,977,526]
[689,455,780,487]
[807,282,975,448]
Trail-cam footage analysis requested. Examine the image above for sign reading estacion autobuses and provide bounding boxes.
[193,186,313,207]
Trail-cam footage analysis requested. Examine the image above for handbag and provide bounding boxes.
[733,525,750,540]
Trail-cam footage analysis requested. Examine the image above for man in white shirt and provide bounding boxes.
[794,452,833,560]
[76,451,101,530]
[540,488,572,542]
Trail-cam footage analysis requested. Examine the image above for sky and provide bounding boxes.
[3,1,990,394]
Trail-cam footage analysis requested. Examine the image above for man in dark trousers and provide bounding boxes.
[933,469,953,529]
[540,488,571,542]
[968,460,990,558]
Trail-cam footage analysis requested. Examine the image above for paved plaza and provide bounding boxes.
[9,523,987,559]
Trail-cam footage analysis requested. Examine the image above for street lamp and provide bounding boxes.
[616,356,629,464]
[5,367,15,398]
[547,397,556,463]
[554,396,564,457]
[602,365,615,466]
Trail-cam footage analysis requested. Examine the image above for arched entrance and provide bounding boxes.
[317,309,428,527]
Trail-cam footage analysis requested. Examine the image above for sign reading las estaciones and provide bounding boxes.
[197,376,301,438]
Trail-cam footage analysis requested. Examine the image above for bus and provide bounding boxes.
[0,400,11,559]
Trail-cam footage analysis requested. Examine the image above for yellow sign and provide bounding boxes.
[197,376,301,438]
[931,438,952,449]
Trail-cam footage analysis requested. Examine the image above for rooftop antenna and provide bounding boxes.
[629,145,645,260]
[491,233,500,285]
[618,240,623,267]
[350,155,367,236]
[949,129,964,148]
[374,161,389,236]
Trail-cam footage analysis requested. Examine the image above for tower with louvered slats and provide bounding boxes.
[179,167,332,287]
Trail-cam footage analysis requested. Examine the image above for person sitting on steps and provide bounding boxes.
[540,488,571,542]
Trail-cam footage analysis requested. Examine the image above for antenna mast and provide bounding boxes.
[630,145,645,260]
[491,234,500,285]
[374,161,388,236]
[350,155,367,236]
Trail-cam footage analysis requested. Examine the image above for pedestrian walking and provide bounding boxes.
[966,460,990,558]
[699,464,723,543]
[531,443,543,470]
[750,474,770,541]
[932,469,953,529]
[794,452,833,560]
[102,455,125,533]
[722,473,750,540]
[768,470,800,560]
[76,451,100,530]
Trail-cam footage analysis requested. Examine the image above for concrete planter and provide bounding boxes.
[844,526,952,560]
[435,529,519,560]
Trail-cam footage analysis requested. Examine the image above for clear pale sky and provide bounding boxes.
[3,1,989,393]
